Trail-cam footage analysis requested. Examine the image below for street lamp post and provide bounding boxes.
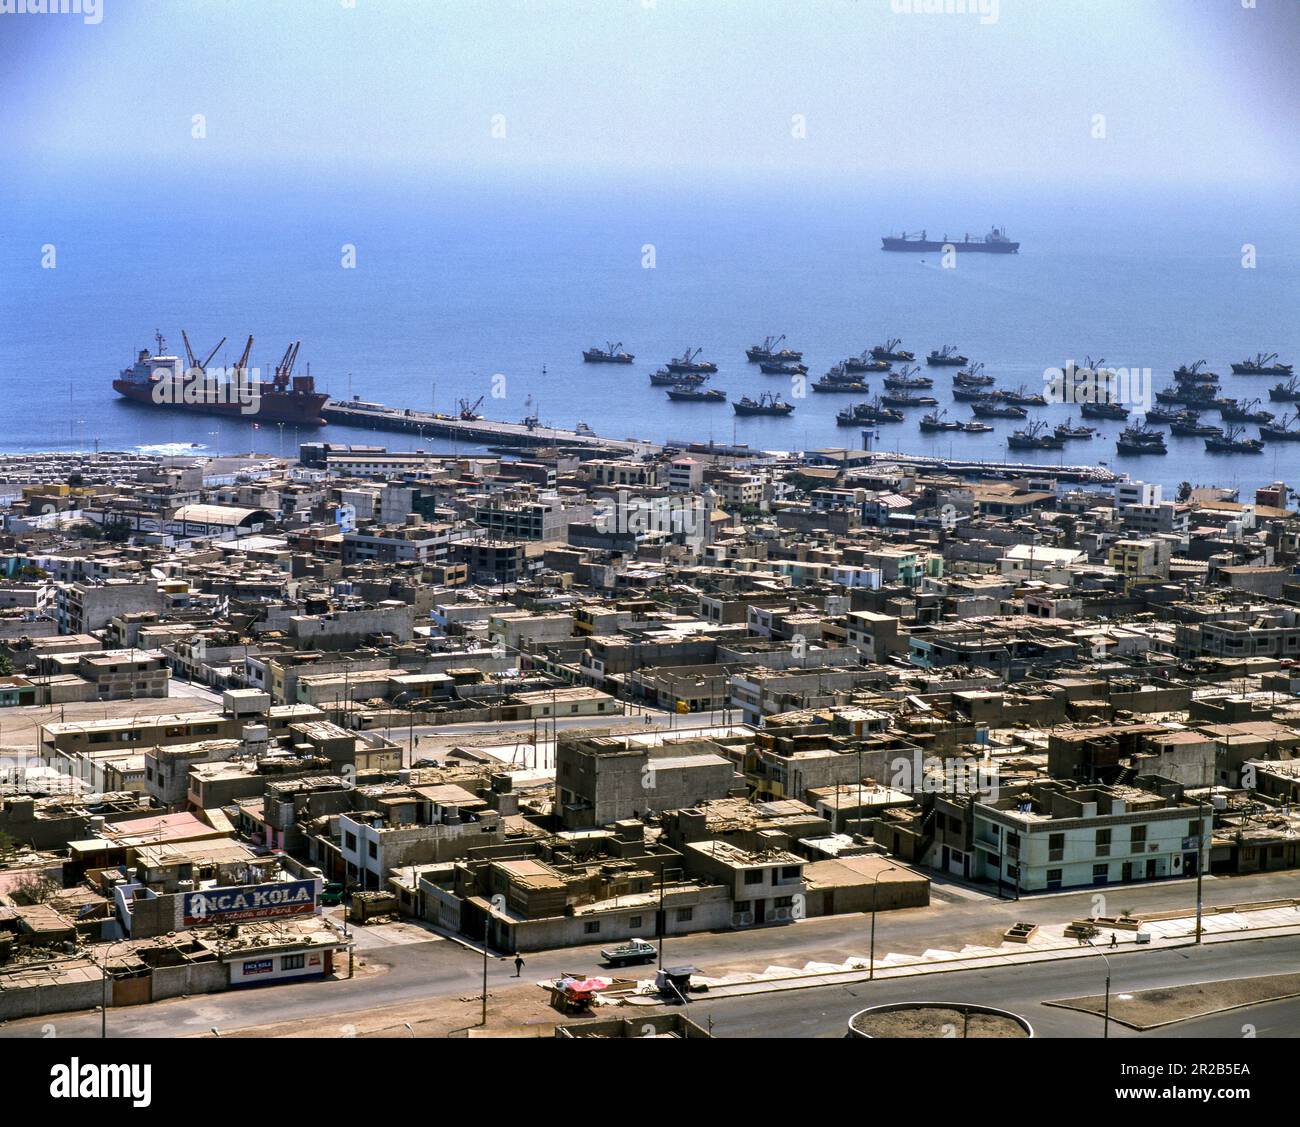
[1194,792,1206,944]
[657,865,666,973]
[1099,950,1113,1038]
[868,865,898,981]
[481,914,490,1026]
[94,938,132,1039]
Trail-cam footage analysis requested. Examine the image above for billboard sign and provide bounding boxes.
[183,879,317,926]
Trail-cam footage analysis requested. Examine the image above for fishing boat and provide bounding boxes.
[650,369,705,386]
[959,420,994,433]
[1143,405,1187,425]
[1205,424,1264,454]
[665,386,726,403]
[813,374,871,394]
[880,390,939,408]
[1080,401,1130,420]
[918,409,962,432]
[759,360,808,375]
[1116,420,1167,455]
[1231,352,1293,376]
[1173,360,1218,384]
[1217,397,1274,424]
[1269,377,1300,402]
[843,352,891,374]
[583,341,634,364]
[871,339,915,362]
[882,365,934,390]
[953,384,1000,401]
[1155,384,1217,406]
[1007,420,1065,450]
[1168,415,1222,438]
[746,334,802,363]
[1053,418,1095,440]
[926,345,969,367]
[733,392,794,416]
[953,362,995,387]
[970,399,1028,419]
[1259,413,1300,442]
[1001,386,1047,407]
[838,398,904,426]
[665,347,718,374]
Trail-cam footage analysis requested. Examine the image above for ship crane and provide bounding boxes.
[274,341,301,387]
[181,330,226,376]
[233,335,254,375]
[458,396,484,421]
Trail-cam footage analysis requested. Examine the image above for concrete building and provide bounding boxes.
[556,735,738,830]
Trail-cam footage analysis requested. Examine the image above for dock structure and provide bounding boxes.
[321,399,659,457]
[857,448,1123,485]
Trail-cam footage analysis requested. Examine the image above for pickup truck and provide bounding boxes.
[600,939,657,968]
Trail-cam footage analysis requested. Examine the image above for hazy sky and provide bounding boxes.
[2,0,1297,189]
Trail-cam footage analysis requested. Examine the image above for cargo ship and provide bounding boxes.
[882,227,1019,254]
[113,333,329,427]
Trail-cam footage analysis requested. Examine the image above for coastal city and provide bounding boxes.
[3,0,1296,1101]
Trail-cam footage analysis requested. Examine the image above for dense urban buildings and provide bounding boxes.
[0,438,1295,1043]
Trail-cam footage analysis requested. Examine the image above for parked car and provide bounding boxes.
[600,938,657,968]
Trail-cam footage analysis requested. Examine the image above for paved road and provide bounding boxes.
[698,933,1300,1038]
[5,869,1299,1039]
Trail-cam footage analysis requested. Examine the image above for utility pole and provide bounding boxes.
[1194,792,1206,944]
[657,865,666,973]
[868,865,897,981]
[481,915,490,1026]
[1100,950,1112,1038]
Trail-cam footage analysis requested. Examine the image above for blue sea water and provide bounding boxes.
[2,172,1296,498]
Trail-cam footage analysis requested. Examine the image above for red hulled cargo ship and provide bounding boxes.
[113,332,329,426]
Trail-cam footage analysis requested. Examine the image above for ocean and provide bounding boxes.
[3,172,1297,499]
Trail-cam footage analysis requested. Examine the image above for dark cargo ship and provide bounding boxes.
[882,227,1019,254]
[113,333,329,427]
